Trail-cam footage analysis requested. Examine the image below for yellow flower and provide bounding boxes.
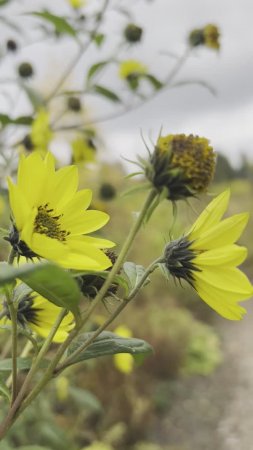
[30,109,53,156]
[69,0,85,8]
[0,290,73,343]
[7,152,115,270]
[71,137,96,164]
[163,190,253,320]
[113,325,134,374]
[119,59,147,79]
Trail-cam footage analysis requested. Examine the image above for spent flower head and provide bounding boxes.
[162,190,253,320]
[7,152,115,270]
[144,133,216,201]
[119,59,147,90]
[124,24,143,43]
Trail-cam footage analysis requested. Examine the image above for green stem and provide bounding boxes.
[0,308,67,440]
[45,0,110,104]
[6,341,33,388]
[8,248,16,265]
[13,189,158,416]
[55,257,163,373]
[4,290,17,404]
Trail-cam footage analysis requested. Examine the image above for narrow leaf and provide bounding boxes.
[66,331,153,365]
[87,61,108,83]
[0,376,10,400]
[0,357,49,371]
[93,85,121,103]
[30,11,76,37]
[144,74,163,90]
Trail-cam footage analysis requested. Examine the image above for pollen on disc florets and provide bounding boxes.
[145,134,216,200]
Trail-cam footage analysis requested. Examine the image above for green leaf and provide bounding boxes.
[123,262,149,293]
[144,74,163,90]
[66,331,153,365]
[92,33,105,47]
[0,262,80,315]
[87,61,109,83]
[0,375,10,400]
[0,114,33,127]
[93,85,121,103]
[69,386,102,412]
[0,357,49,371]
[30,11,76,37]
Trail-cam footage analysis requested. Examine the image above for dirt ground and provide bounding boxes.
[149,303,253,450]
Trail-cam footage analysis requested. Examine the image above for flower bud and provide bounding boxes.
[124,23,143,43]
[18,62,34,78]
[67,96,82,112]
[99,183,116,201]
[6,39,18,52]
[189,24,220,50]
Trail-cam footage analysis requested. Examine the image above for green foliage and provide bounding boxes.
[93,85,121,103]
[123,261,149,294]
[30,11,76,37]
[66,331,153,365]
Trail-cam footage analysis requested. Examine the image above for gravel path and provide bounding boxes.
[151,303,253,450]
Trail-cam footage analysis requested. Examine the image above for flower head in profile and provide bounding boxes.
[189,24,220,50]
[7,152,114,270]
[119,59,147,90]
[0,288,73,343]
[144,133,216,201]
[162,190,253,320]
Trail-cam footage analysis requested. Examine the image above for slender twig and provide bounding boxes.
[4,290,17,404]
[45,0,110,104]
[0,308,67,439]
[55,256,164,373]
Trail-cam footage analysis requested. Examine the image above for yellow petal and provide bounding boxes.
[114,353,134,374]
[194,278,247,320]
[69,235,115,249]
[62,210,110,235]
[30,233,68,259]
[57,241,112,270]
[50,166,78,211]
[191,213,249,250]
[189,190,230,240]
[17,152,48,207]
[63,189,92,216]
[194,266,253,298]
[194,245,247,267]
[8,179,31,230]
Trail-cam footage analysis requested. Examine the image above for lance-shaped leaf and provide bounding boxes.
[30,11,76,37]
[0,375,10,400]
[0,262,80,314]
[66,331,153,365]
[93,85,121,103]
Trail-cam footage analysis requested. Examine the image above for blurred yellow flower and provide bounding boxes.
[7,152,115,270]
[55,376,70,401]
[119,60,147,79]
[163,190,253,320]
[189,24,220,50]
[69,0,86,8]
[0,289,74,343]
[82,443,113,450]
[114,325,134,374]
[30,109,53,156]
[71,137,96,164]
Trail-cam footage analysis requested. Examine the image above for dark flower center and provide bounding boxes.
[4,294,41,327]
[34,204,70,241]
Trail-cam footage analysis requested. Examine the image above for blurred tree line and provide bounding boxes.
[214,152,253,182]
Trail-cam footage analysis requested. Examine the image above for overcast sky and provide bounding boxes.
[1,0,253,167]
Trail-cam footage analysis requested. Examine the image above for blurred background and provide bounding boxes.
[0,0,253,449]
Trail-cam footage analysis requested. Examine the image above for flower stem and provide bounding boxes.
[10,188,158,419]
[55,256,164,373]
[4,290,17,404]
[0,308,67,440]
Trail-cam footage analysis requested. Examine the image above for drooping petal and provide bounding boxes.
[61,210,110,235]
[17,153,49,207]
[189,190,230,240]
[191,213,249,250]
[194,245,247,267]
[193,266,253,298]
[193,278,247,320]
